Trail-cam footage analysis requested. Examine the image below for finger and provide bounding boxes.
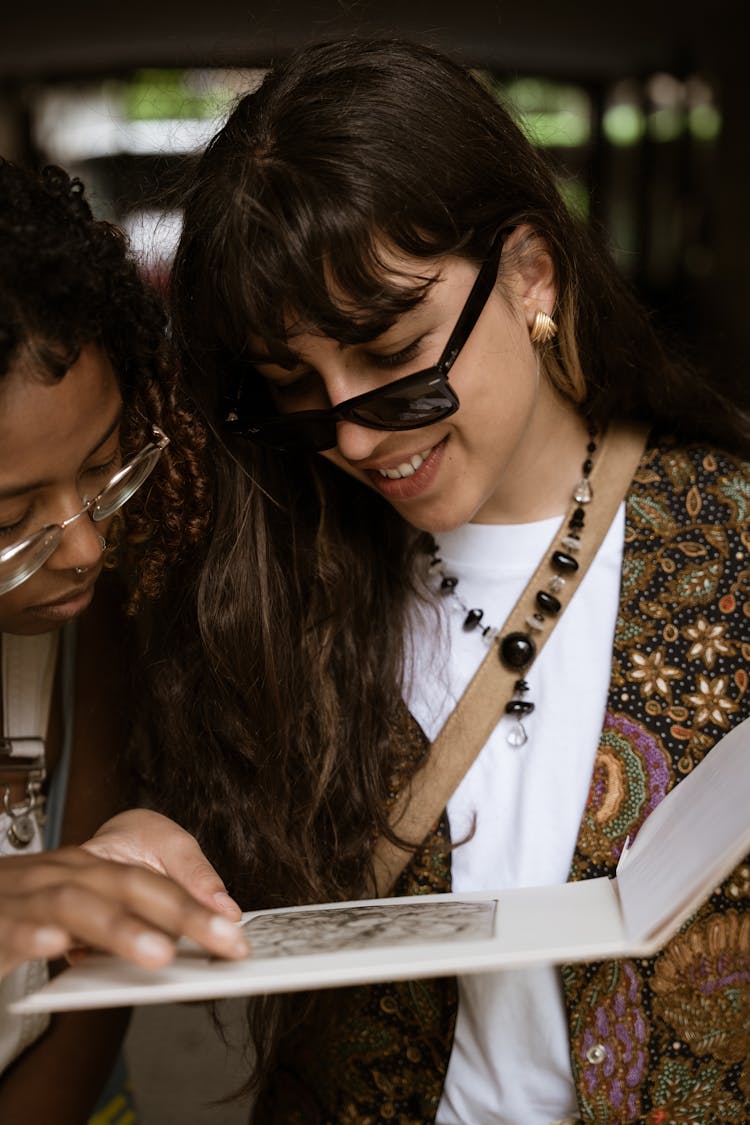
[2,858,247,965]
[0,916,70,976]
[80,863,248,958]
[0,884,177,968]
[0,847,97,893]
[58,860,248,960]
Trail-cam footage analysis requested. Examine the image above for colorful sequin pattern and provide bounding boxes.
[253,442,750,1124]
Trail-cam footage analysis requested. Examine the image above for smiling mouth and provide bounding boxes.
[376,445,435,480]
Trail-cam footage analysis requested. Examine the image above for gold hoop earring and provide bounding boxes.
[530,310,557,345]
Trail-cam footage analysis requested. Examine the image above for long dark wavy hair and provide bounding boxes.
[145,37,750,1084]
[0,158,210,605]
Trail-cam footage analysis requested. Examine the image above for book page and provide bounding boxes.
[10,882,627,1015]
[239,898,496,958]
[616,716,750,942]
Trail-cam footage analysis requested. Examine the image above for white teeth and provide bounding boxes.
[377,447,433,480]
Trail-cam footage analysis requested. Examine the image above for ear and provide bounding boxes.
[503,224,557,331]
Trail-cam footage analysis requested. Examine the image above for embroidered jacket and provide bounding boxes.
[252,441,750,1124]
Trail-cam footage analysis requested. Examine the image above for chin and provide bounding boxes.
[398,505,473,536]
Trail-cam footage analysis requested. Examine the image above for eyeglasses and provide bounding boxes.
[225,231,507,452]
[0,425,170,596]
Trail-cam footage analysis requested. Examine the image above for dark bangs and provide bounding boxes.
[175,147,470,379]
[169,40,519,405]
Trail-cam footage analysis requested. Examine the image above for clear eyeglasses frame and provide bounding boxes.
[0,425,170,596]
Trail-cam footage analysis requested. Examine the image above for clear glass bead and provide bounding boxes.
[573,478,593,504]
[506,720,528,747]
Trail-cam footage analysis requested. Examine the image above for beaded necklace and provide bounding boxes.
[429,431,598,747]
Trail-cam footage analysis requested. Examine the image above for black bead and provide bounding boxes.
[514,678,530,693]
[552,550,579,573]
[582,458,593,474]
[463,608,484,631]
[536,590,562,614]
[587,441,597,453]
[505,699,536,716]
[499,632,536,670]
[440,575,458,591]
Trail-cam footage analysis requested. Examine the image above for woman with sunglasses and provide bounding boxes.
[131,38,750,1123]
[0,159,248,1121]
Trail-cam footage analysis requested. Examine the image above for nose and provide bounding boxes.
[333,419,392,464]
[45,507,107,575]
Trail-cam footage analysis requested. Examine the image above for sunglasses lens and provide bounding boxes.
[242,416,339,452]
[229,374,458,451]
[351,378,457,429]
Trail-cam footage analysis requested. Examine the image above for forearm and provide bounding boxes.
[0,1006,131,1122]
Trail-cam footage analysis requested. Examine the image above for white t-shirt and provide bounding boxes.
[404,507,625,1125]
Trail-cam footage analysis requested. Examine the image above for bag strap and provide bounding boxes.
[1,631,59,761]
[373,420,649,895]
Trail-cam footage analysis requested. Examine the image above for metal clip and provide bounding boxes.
[2,765,46,850]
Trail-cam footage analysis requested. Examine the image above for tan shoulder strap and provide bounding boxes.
[374,421,649,895]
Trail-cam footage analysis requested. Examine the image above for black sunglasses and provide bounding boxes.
[225,230,507,453]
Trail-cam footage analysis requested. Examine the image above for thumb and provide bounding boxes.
[168,850,242,919]
[83,810,242,918]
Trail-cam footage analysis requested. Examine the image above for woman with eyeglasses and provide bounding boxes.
[0,159,248,1122]
[125,38,750,1124]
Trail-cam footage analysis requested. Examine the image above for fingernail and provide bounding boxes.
[33,926,67,953]
[209,915,248,955]
[213,891,241,915]
[210,915,242,941]
[134,932,172,963]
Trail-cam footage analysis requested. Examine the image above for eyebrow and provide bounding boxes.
[0,408,123,502]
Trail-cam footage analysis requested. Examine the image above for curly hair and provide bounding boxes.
[0,158,211,607]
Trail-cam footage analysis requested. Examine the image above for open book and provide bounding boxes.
[11,715,750,1016]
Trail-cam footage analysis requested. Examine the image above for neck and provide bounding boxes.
[473,392,591,525]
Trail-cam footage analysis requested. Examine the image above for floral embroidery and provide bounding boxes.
[715,474,750,525]
[682,615,738,668]
[647,1058,746,1122]
[577,713,671,868]
[628,493,677,536]
[566,442,750,1125]
[726,864,750,903]
[573,962,648,1123]
[682,674,741,729]
[626,648,683,701]
[651,912,750,1045]
[659,558,725,607]
[651,912,750,1098]
[621,552,658,603]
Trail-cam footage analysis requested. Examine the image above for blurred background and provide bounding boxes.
[1,0,747,385]
[1,2,746,1121]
